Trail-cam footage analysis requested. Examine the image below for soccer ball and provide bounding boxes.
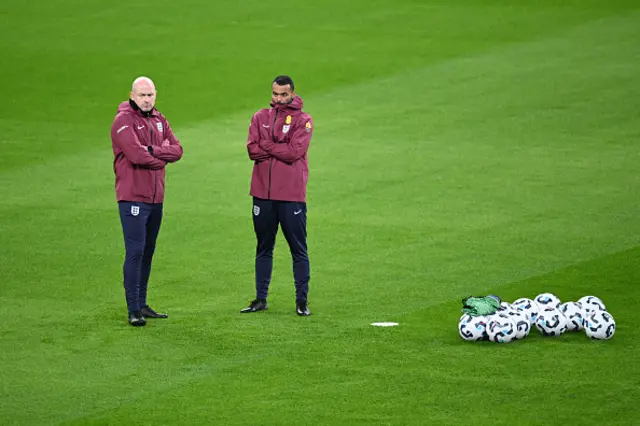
[578,295,606,313]
[458,314,489,341]
[535,293,561,310]
[499,301,518,314]
[584,311,616,340]
[535,308,568,336]
[512,297,539,324]
[560,302,585,331]
[507,310,531,339]
[486,314,517,343]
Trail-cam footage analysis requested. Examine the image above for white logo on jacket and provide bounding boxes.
[117,125,128,134]
[131,206,140,216]
[253,205,260,216]
[156,122,163,132]
[282,125,290,133]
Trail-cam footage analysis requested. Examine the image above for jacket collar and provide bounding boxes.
[270,95,304,112]
[129,99,157,117]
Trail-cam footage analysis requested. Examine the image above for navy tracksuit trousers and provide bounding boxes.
[252,197,310,302]
[118,201,163,313]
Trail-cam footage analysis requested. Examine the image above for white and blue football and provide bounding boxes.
[578,295,607,313]
[458,314,489,341]
[512,297,539,324]
[504,310,531,339]
[535,307,568,336]
[534,293,562,310]
[560,302,585,331]
[486,314,517,343]
[499,301,518,315]
[584,311,616,340]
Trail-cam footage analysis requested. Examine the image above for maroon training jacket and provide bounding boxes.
[246,96,313,202]
[110,101,183,203]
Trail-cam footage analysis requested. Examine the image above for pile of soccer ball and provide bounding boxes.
[458,293,616,343]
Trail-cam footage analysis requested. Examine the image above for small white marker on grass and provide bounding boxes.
[370,322,399,327]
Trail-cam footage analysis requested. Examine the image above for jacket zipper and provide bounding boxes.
[148,117,157,203]
[267,109,278,200]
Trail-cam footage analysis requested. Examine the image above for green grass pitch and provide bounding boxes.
[1,0,639,424]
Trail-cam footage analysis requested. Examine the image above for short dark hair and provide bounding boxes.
[273,75,294,91]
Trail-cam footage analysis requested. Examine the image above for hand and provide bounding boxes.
[162,139,170,147]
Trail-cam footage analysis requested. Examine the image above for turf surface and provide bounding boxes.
[1,1,639,424]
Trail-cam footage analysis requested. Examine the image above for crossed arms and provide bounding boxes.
[246,113,312,164]
[112,116,183,169]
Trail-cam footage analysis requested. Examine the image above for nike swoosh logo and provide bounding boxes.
[262,124,270,128]
[294,210,302,215]
[137,125,145,130]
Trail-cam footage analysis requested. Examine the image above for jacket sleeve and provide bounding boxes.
[247,113,272,162]
[149,117,183,163]
[259,116,313,163]
[111,115,166,170]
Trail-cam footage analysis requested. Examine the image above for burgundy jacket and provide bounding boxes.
[246,96,313,202]
[111,101,183,203]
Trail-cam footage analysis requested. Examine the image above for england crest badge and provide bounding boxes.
[282,115,292,133]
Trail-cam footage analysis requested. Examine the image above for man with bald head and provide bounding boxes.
[110,76,183,326]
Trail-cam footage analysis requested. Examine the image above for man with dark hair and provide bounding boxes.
[241,75,314,316]
[110,76,183,326]
[273,75,295,91]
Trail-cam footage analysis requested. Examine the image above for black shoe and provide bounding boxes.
[128,311,146,326]
[240,299,268,313]
[140,305,168,319]
[296,300,311,316]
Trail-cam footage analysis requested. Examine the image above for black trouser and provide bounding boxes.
[252,197,310,301]
[118,201,163,313]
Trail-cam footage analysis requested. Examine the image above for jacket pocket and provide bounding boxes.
[132,168,154,198]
